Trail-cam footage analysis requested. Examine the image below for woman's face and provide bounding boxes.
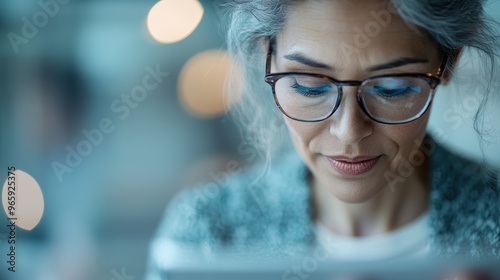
[272,0,444,203]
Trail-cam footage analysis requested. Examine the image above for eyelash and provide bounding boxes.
[292,83,331,97]
[371,86,417,98]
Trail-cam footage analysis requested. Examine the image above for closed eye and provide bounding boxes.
[291,83,332,97]
[371,85,421,98]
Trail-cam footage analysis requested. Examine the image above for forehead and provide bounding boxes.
[277,0,438,66]
[284,0,402,32]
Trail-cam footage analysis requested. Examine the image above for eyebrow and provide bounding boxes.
[366,57,429,71]
[283,53,334,71]
[283,53,429,72]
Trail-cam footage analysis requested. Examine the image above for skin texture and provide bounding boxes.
[269,0,451,236]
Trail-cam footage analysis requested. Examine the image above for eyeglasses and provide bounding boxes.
[264,41,448,124]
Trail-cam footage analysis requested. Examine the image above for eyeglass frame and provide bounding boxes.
[264,38,449,124]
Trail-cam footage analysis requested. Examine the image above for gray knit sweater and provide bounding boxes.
[146,138,499,278]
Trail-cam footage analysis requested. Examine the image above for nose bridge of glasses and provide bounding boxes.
[335,80,363,97]
[336,80,363,92]
[328,83,373,139]
[329,80,374,125]
[339,80,362,87]
[333,82,368,117]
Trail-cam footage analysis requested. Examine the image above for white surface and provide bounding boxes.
[315,212,430,260]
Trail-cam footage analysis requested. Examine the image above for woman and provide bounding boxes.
[147,0,499,277]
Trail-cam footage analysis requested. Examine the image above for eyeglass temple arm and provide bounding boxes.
[265,37,274,75]
[437,53,449,78]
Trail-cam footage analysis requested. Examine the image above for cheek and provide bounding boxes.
[382,110,431,162]
[284,118,325,152]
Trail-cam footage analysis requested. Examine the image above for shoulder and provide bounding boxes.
[153,150,313,253]
[430,139,499,209]
[429,139,500,258]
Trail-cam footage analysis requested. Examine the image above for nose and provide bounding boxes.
[328,86,373,145]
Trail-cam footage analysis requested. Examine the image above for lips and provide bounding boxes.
[325,155,381,176]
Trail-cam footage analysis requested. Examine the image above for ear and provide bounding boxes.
[442,48,463,83]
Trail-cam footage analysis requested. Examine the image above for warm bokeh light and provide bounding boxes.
[179,50,242,117]
[2,170,44,231]
[147,0,204,44]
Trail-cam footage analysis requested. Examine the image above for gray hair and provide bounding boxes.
[216,0,499,166]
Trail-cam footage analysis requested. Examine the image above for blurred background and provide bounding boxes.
[0,0,498,279]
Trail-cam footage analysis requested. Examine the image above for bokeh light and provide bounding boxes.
[147,0,204,44]
[179,50,242,117]
[2,170,44,231]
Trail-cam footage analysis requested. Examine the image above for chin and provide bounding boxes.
[321,176,387,204]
